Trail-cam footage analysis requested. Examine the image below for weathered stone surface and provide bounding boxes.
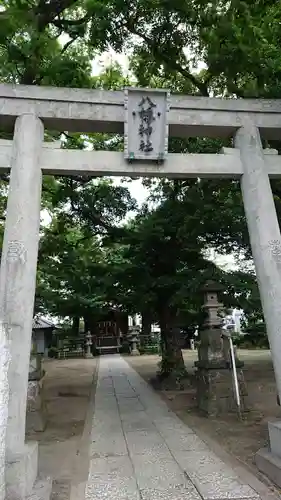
[121,411,155,432]
[268,420,281,459]
[132,453,188,491]
[90,430,128,458]
[255,447,281,489]
[86,456,140,500]
[191,474,259,500]
[196,368,248,417]
[235,124,281,402]
[0,113,43,456]
[162,430,208,452]
[29,354,43,381]
[125,429,170,456]
[27,476,52,500]
[26,380,47,432]
[6,441,38,500]
[140,485,201,500]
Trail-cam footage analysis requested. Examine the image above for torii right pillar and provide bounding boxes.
[235,122,281,487]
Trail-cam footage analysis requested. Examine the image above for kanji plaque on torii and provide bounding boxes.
[124,87,170,161]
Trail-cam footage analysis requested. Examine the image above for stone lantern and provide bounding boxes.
[195,280,248,416]
[202,280,224,326]
[85,331,93,358]
[127,320,140,356]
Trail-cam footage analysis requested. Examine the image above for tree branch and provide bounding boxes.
[51,14,89,29]
[125,22,209,96]
[35,0,81,32]
[61,36,78,54]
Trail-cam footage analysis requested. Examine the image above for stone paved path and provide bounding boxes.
[85,355,265,500]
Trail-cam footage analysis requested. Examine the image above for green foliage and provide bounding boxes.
[119,343,131,355]
[48,346,59,358]
[139,344,159,355]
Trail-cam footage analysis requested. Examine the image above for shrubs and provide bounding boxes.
[233,322,269,349]
[139,344,159,355]
[92,346,100,357]
[119,343,131,354]
[48,346,58,358]
[119,340,159,355]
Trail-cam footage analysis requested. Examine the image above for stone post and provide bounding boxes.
[0,114,49,499]
[235,124,281,485]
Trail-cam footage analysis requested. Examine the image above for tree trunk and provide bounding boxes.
[71,316,80,336]
[141,312,152,336]
[140,312,152,346]
[158,307,185,380]
[84,315,98,335]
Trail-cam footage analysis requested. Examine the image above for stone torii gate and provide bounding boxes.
[1,85,281,497]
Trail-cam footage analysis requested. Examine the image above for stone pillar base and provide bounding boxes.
[26,379,47,433]
[130,348,140,356]
[255,448,281,488]
[6,441,52,500]
[196,366,248,417]
[256,420,281,488]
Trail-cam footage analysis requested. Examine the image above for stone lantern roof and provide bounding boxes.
[201,280,225,293]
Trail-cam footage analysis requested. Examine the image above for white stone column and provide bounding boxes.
[0,114,43,457]
[0,328,9,500]
[235,123,281,400]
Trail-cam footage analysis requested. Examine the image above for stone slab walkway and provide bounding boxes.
[85,355,270,500]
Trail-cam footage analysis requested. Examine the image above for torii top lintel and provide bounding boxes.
[0,84,280,139]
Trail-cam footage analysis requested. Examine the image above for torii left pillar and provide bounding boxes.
[0,114,52,499]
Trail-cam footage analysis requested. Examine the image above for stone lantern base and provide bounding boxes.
[196,365,248,417]
[131,343,140,356]
[195,327,249,417]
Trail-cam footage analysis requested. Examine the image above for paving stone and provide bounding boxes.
[173,450,236,478]
[116,392,138,398]
[121,411,155,431]
[154,416,194,434]
[94,399,119,411]
[91,411,120,431]
[191,473,260,500]
[85,481,141,499]
[86,457,140,499]
[125,430,171,456]
[140,484,202,500]
[163,430,209,452]
[117,396,141,404]
[92,421,123,437]
[146,406,174,419]
[114,387,134,393]
[88,455,133,476]
[131,453,189,490]
[90,432,128,458]
[95,393,116,400]
[118,398,145,413]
